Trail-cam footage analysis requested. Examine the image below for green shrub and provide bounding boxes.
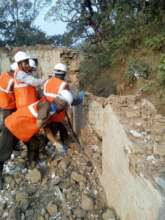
[79,48,112,78]
[126,59,150,82]
[158,55,165,88]
[139,82,156,93]
[144,34,165,50]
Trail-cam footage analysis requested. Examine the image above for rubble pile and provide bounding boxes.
[82,94,165,193]
[107,95,165,180]
[0,143,117,220]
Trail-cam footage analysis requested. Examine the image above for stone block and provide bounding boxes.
[154,143,165,156]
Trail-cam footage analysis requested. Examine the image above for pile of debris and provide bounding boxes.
[0,142,117,220]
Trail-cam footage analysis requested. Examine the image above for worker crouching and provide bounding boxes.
[0,90,73,189]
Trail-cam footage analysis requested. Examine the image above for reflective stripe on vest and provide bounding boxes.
[28,102,39,118]
[43,78,67,98]
[0,72,15,109]
[43,80,58,98]
[14,71,38,108]
[6,78,14,92]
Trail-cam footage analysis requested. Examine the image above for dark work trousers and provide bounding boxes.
[49,122,68,144]
[0,126,18,172]
[0,109,17,172]
[25,135,42,165]
[39,122,68,150]
[0,109,15,126]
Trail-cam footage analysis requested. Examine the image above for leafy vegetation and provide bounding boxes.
[44,0,165,96]
[0,0,52,46]
[158,55,165,88]
[0,0,165,99]
[144,34,165,50]
[126,59,150,83]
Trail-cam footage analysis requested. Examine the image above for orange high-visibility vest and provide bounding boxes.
[43,77,69,122]
[0,72,16,109]
[5,101,40,142]
[43,77,68,101]
[14,71,38,109]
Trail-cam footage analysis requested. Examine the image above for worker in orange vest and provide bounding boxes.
[0,62,17,118]
[5,89,73,143]
[44,63,84,144]
[0,62,18,134]
[14,51,44,109]
[0,62,18,189]
[43,63,70,144]
[0,90,73,189]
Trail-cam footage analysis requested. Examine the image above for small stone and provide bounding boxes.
[21,151,27,159]
[102,208,116,220]
[53,176,61,185]
[41,208,46,216]
[126,111,140,118]
[71,172,86,183]
[22,168,28,174]
[15,192,28,203]
[81,194,94,211]
[27,168,41,183]
[129,130,142,138]
[69,143,79,151]
[21,213,25,220]
[2,212,8,218]
[44,213,49,220]
[74,207,86,218]
[11,154,15,160]
[62,204,71,216]
[46,202,58,216]
[37,216,44,220]
[25,209,34,219]
[154,143,165,156]
[15,177,22,185]
[59,160,67,170]
[15,192,29,211]
[154,175,165,193]
[130,141,153,154]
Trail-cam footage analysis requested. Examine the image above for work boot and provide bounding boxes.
[27,149,40,169]
[27,150,35,169]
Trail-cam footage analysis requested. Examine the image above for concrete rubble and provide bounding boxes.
[80,93,165,220]
[0,46,165,219]
[0,142,117,220]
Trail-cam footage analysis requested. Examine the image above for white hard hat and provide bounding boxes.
[10,62,18,71]
[29,59,37,69]
[54,63,67,73]
[58,90,73,105]
[14,51,30,63]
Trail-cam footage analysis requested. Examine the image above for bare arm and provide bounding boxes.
[44,127,58,144]
[44,127,64,153]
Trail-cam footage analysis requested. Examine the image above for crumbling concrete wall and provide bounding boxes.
[0,45,79,80]
[81,94,165,220]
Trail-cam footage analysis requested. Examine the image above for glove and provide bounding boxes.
[79,91,85,99]
[72,91,85,106]
[50,103,57,115]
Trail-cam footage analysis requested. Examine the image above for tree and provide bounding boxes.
[0,0,51,46]
[46,0,165,47]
